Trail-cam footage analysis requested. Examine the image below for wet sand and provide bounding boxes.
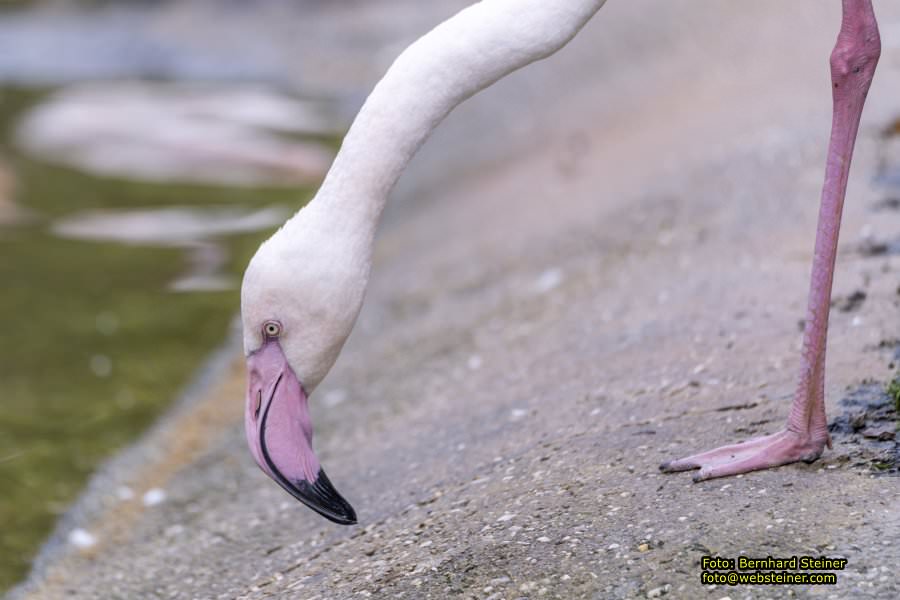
[12,2,900,599]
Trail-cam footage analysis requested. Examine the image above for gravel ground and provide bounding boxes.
[11,2,900,599]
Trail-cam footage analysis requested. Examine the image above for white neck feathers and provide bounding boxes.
[251,0,606,391]
[294,0,607,242]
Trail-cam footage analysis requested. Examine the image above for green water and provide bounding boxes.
[0,87,324,591]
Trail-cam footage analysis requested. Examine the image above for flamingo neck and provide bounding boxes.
[297,0,607,245]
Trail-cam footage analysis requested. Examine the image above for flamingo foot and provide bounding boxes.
[659,0,879,486]
[659,429,829,482]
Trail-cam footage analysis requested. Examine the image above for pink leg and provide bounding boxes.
[661,0,881,482]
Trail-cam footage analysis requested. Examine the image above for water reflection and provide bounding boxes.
[0,82,329,591]
[52,204,289,245]
[52,205,289,291]
[0,154,26,224]
[17,82,337,186]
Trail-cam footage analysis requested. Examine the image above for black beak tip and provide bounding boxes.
[289,468,357,525]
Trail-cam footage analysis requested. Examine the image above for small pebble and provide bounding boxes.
[532,268,563,293]
[142,488,166,506]
[322,389,347,407]
[68,528,97,549]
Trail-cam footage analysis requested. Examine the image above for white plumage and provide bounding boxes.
[241,0,607,393]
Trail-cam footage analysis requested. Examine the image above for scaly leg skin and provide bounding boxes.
[660,0,881,483]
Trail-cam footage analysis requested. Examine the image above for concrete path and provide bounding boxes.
[14,2,900,599]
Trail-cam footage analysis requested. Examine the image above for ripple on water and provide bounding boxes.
[51,205,289,246]
[16,82,340,186]
[51,205,289,291]
[0,81,327,592]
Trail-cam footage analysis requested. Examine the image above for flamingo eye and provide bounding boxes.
[263,321,282,338]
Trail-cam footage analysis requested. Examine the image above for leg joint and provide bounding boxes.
[830,3,881,81]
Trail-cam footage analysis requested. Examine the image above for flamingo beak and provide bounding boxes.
[244,339,357,525]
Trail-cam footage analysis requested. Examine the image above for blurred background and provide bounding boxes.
[0,0,476,589]
[2,1,900,597]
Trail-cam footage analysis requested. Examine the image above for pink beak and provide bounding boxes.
[245,337,356,525]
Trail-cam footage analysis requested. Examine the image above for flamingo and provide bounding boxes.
[240,0,881,524]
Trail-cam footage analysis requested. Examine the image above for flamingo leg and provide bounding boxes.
[661,0,881,482]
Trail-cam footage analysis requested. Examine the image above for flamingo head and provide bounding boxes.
[239,215,368,525]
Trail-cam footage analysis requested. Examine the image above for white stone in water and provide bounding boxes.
[95,311,119,335]
[496,513,516,522]
[510,408,528,420]
[89,354,112,377]
[115,485,134,501]
[68,528,97,549]
[142,488,166,506]
[467,354,483,370]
